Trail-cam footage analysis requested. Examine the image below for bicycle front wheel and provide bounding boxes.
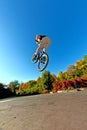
[38,53,49,72]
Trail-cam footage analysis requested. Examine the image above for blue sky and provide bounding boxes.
[0,0,87,84]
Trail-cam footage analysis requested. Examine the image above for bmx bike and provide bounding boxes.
[32,49,49,72]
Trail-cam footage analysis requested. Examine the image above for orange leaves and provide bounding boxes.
[8,83,15,93]
[19,83,29,90]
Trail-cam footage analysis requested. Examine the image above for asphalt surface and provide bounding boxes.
[0,91,87,130]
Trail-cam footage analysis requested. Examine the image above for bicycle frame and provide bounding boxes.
[37,49,44,61]
[32,48,49,72]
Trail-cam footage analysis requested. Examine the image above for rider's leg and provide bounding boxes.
[35,42,44,55]
[33,44,43,61]
[43,43,50,53]
[42,37,51,53]
[35,36,50,55]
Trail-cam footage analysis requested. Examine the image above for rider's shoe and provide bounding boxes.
[32,54,37,61]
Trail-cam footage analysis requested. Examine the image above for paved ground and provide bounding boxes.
[0,91,87,130]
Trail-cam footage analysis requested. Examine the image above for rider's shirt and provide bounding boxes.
[39,35,46,40]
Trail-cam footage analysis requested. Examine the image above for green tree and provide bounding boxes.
[41,70,54,91]
[9,80,20,94]
[28,80,36,88]
[9,80,20,88]
[0,83,4,90]
[84,55,87,63]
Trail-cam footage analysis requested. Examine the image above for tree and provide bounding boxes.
[84,55,87,63]
[9,80,20,88]
[58,71,65,81]
[28,80,36,88]
[67,65,76,78]
[37,77,41,84]
[8,80,20,94]
[0,83,4,91]
[41,70,54,91]
[0,83,13,98]
[51,73,58,82]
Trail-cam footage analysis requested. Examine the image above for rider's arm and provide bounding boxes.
[35,44,41,55]
[35,39,40,44]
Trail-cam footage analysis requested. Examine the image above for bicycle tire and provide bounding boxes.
[37,53,49,72]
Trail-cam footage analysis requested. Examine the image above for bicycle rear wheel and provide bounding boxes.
[38,53,49,72]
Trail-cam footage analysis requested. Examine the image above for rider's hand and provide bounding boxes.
[35,39,40,44]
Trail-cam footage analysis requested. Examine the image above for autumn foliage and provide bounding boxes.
[0,55,87,98]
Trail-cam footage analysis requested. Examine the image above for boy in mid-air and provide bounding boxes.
[33,34,51,60]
